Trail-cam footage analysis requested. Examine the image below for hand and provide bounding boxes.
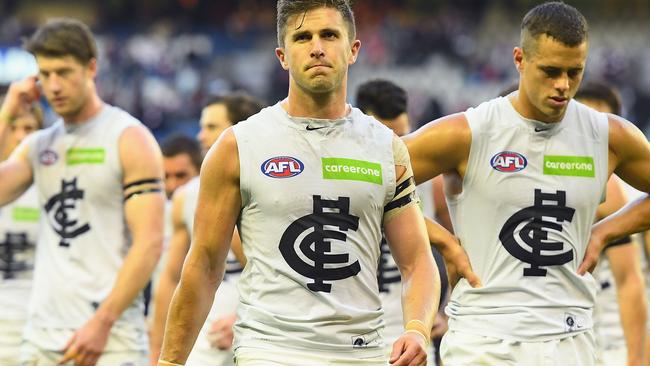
[207,313,236,350]
[577,228,606,275]
[389,331,428,366]
[441,237,481,288]
[0,76,40,120]
[58,314,112,366]
[430,312,448,339]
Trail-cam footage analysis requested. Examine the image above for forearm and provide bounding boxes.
[160,258,222,364]
[0,110,11,151]
[150,272,179,361]
[595,195,650,242]
[617,276,647,363]
[401,255,440,332]
[424,217,457,256]
[96,237,162,325]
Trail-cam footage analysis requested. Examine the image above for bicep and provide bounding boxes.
[610,116,650,193]
[384,204,429,270]
[119,126,165,244]
[403,113,471,185]
[188,128,241,272]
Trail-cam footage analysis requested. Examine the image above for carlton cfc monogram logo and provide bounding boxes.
[499,189,575,276]
[377,237,400,293]
[279,195,360,292]
[44,178,91,247]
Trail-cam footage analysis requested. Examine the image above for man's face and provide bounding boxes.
[373,112,411,137]
[197,103,231,155]
[163,153,199,198]
[10,113,40,148]
[515,34,587,122]
[36,55,95,119]
[276,7,360,95]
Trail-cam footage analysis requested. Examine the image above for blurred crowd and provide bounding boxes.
[1,0,649,138]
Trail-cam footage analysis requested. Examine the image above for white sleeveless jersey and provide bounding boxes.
[446,97,608,341]
[232,103,396,356]
[0,185,40,320]
[23,105,147,351]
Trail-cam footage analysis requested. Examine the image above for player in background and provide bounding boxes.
[0,18,165,366]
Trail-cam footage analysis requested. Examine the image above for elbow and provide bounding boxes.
[142,232,164,264]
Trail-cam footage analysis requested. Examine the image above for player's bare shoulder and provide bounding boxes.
[403,113,471,183]
[202,127,240,186]
[607,113,649,164]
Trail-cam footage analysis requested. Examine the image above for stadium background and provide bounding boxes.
[1,0,649,139]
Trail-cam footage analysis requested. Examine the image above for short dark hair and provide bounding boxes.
[160,134,203,171]
[204,92,265,126]
[521,2,588,54]
[356,79,407,120]
[575,81,622,115]
[276,0,356,47]
[23,18,97,65]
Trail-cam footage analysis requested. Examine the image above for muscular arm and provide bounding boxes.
[581,116,650,274]
[385,174,440,328]
[150,187,191,364]
[96,125,166,324]
[607,243,647,365]
[159,128,241,365]
[593,116,650,240]
[0,78,38,205]
[402,113,471,185]
[0,139,33,205]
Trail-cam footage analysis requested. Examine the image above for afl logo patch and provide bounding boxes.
[490,151,527,172]
[261,156,304,178]
[39,150,58,165]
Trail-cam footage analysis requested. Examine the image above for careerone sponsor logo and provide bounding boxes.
[543,155,595,177]
[322,157,382,185]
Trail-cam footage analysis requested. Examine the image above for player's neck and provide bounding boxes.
[284,83,349,120]
[509,92,564,124]
[62,92,104,125]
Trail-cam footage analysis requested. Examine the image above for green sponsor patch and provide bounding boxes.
[543,155,595,177]
[67,148,105,165]
[12,207,40,222]
[322,157,382,185]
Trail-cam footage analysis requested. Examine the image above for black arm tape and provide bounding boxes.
[123,178,162,191]
[394,176,414,198]
[123,188,162,202]
[384,191,416,213]
[603,235,633,251]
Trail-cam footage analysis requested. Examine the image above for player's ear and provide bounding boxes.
[513,47,524,73]
[275,47,289,70]
[348,39,361,65]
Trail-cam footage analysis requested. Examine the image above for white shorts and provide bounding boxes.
[19,340,147,366]
[0,318,26,365]
[234,347,387,366]
[440,330,596,366]
[596,346,626,366]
